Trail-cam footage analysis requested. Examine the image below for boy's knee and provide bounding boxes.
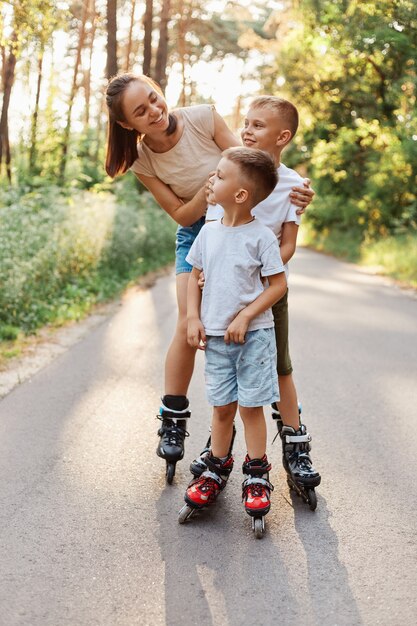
[214,403,237,422]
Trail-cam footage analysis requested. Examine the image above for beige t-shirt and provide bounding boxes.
[130,104,222,202]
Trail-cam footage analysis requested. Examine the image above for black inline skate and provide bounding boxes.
[272,403,321,510]
[189,423,237,477]
[242,455,274,539]
[273,402,320,510]
[156,395,190,484]
[178,453,234,523]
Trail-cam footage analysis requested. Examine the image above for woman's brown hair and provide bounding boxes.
[105,73,177,178]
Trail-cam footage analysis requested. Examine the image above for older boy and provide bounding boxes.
[194,96,321,505]
[182,147,287,526]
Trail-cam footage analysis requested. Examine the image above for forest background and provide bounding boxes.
[0,0,416,360]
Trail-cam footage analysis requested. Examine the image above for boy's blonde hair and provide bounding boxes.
[222,147,278,206]
[250,96,299,140]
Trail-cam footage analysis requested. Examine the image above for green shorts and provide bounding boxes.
[272,289,293,376]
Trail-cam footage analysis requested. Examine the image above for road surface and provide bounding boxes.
[0,248,416,626]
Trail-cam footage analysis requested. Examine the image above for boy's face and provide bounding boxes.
[211,157,243,207]
[241,106,288,155]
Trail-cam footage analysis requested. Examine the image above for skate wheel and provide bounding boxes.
[166,463,175,484]
[178,504,194,524]
[253,517,265,539]
[307,488,317,511]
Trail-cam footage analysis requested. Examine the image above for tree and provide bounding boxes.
[143,0,153,76]
[0,28,17,182]
[59,0,90,184]
[106,0,117,79]
[154,0,171,90]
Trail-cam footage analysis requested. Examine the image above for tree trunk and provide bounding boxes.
[143,0,153,76]
[125,0,137,71]
[106,0,118,79]
[29,44,44,174]
[154,0,171,91]
[0,31,17,182]
[59,1,89,185]
[84,0,97,129]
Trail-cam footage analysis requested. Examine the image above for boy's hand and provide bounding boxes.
[187,318,207,350]
[198,270,205,290]
[205,172,216,205]
[290,178,315,215]
[224,312,250,345]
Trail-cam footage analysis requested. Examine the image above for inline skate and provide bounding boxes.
[178,453,234,523]
[242,455,274,539]
[189,423,237,477]
[156,395,190,484]
[281,425,321,511]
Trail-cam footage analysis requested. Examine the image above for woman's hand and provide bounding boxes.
[290,178,315,215]
[205,172,216,205]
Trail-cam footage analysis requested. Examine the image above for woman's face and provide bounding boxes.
[119,80,169,135]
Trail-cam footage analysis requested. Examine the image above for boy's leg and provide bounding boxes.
[272,290,300,429]
[239,406,267,460]
[184,402,236,510]
[272,293,320,489]
[276,373,300,429]
[211,402,237,458]
[240,407,273,518]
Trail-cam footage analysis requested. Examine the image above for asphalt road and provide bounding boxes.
[1,248,416,626]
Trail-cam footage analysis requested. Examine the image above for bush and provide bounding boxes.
[0,182,176,335]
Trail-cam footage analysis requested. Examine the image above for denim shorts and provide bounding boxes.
[204,328,279,407]
[175,216,206,275]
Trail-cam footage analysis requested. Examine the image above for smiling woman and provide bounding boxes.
[104,72,312,484]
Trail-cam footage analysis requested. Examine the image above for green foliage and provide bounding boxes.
[258,0,417,268]
[361,233,417,286]
[0,180,176,337]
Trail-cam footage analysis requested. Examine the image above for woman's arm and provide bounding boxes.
[212,109,240,150]
[134,172,207,227]
[280,222,299,265]
[290,178,315,213]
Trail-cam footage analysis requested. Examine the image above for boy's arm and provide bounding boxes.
[224,272,287,345]
[280,222,299,265]
[187,267,207,350]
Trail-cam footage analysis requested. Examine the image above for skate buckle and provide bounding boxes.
[285,433,311,444]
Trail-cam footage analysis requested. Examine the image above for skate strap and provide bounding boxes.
[200,470,223,486]
[159,404,191,418]
[285,433,311,444]
[242,477,274,491]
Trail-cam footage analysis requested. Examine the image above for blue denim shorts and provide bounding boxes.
[175,217,206,275]
[204,328,279,407]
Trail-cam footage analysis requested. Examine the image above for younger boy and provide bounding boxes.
[183,147,287,521]
[195,96,321,499]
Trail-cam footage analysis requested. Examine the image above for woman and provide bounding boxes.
[105,73,313,481]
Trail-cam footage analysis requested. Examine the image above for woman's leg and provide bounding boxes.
[164,272,197,395]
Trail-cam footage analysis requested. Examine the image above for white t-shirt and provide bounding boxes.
[205,163,304,276]
[185,219,285,336]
